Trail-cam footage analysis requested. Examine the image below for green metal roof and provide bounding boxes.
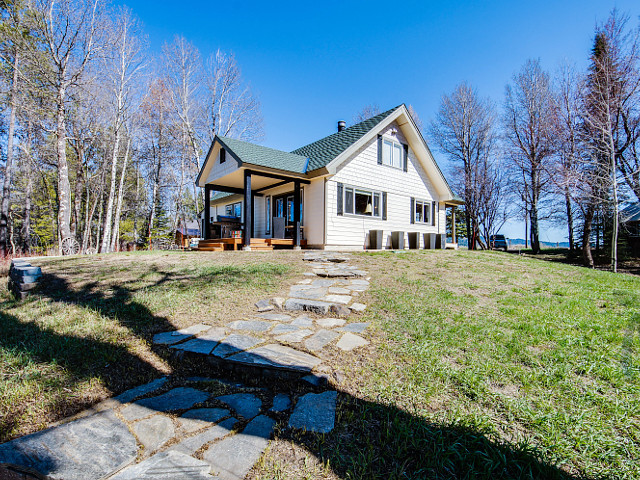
[292,106,401,171]
[211,191,234,202]
[217,136,309,174]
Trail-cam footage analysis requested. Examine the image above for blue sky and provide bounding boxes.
[121,0,639,242]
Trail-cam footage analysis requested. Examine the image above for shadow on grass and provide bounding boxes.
[0,269,601,480]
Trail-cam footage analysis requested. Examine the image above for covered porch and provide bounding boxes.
[202,168,310,251]
[444,200,464,249]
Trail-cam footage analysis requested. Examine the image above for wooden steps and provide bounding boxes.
[196,237,306,251]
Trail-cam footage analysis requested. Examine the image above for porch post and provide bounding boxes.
[451,206,456,243]
[204,185,211,240]
[293,180,301,249]
[243,170,252,250]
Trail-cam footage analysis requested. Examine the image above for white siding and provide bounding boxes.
[326,122,446,249]
[303,178,325,246]
[205,149,238,184]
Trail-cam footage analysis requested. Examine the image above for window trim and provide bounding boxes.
[225,201,242,218]
[414,199,432,224]
[381,137,406,171]
[341,184,383,219]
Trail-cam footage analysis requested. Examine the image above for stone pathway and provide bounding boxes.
[0,251,370,479]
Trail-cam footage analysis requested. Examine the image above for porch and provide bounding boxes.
[196,237,308,252]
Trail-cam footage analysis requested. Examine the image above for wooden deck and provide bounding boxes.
[196,238,306,252]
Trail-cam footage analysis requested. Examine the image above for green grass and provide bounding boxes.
[0,251,295,441]
[337,250,640,479]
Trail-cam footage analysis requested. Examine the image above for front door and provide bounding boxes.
[273,191,303,238]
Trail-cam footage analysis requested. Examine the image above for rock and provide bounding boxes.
[304,329,339,351]
[216,393,262,419]
[333,371,346,383]
[329,304,351,316]
[170,337,218,355]
[296,278,313,284]
[328,287,351,294]
[271,297,285,310]
[226,344,322,373]
[323,294,352,304]
[152,331,193,346]
[211,334,262,358]
[170,417,237,456]
[303,272,316,276]
[275,329,313,343]
[288,287,326,300]
[178,408,230,433]
[198,327,227,342]
[288,391,337,434]
[255,299,274,312]
[311,279,338,287]
[337,322,370,333]
[348,284,369,292]
[301,374,329,387]
[203,415,275,480]
[285,298,332,315]
[0,410,137,480]
[349,303,367,313]
[336,332,369,351]
[316,318,346,329]
[228,320,273,332]
[114,377,168,404]
[270,323,299,335]
[173,324,211,336]
[133,388,210,415]
[350,279,370,285]
[270,394,291,413]
[132,414,175,452]
[290,315,314,327]
[256,313,292,321]
[109,451,212,480]
[119,403,157,422]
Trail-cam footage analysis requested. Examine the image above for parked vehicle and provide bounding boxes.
[489,234,508,251]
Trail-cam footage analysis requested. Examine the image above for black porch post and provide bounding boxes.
[243,170,252,249]
[204,185,211,240]
[294,180,301,248]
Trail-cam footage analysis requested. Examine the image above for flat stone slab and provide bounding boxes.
[270,394,291,413]
[323,294,352,305]
[304,329,340,351]
[255,299,274,312]
[0,410,137,480]
[170,337,218,355]
[203,415,275,480]
[226,344,322,372]
[228,320,272,332]
[132,414,175,452]
[130,388,210,418]
[256,313,292,321]
[285,298,332,315]
[211,334,262,358]
[110,451,212,480]
[348,284,369,292]
[178,408,230,434]
[174,324,211,336]
[198,327,227,342]
[328,287,351,294]
[170,417,237,456]
[350,303,367,312]
[311,279,338,287]
[316,318,346,329]
[153,331,193,346]
[288,287,327,300]
[271,323,299,335]
[275,329,314,343]
[337,322,370,333]
[291,315,314,327]
[288,391,337,434]
[115,377,168,404]
[336,332,369,351]
[216,394,262,419]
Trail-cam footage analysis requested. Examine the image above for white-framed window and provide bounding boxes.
[225,202,242,217]
[414,199,432,224]
[343,185,382,218]
[382,138,404,169]
[265,196,271,234]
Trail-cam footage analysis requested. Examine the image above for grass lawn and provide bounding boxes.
[1,249,638,479]
[0,250,298,441]
[256,250,640,480]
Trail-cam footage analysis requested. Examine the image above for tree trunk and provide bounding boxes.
[564,186,574,252]
[0,52,20,257]
[71,144,85,237]
[583,204,595,267]
[56,86,72,250]
[23,161,32,253]
[110,137,130,252]
[100,127,122,253]
[530,167,540,254]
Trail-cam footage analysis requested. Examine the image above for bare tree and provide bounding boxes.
[503,59,557,254]
[30,0,105,252]
[582,11,640,272]
[430,83,497,249]
[353,104,381,123]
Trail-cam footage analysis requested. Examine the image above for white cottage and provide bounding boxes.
[196,104,462,251]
